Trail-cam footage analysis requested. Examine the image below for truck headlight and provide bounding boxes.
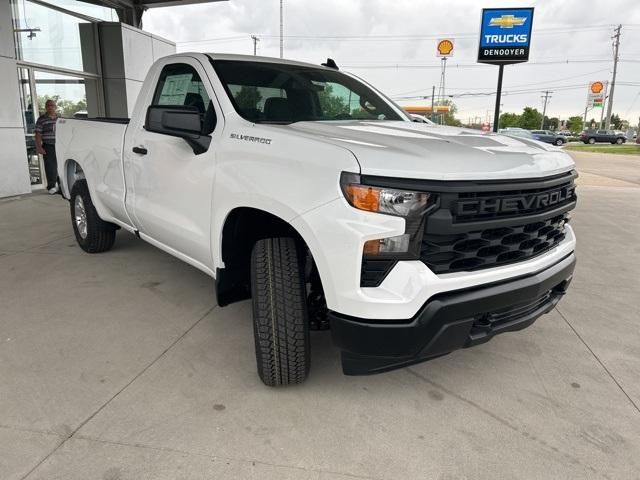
[340,172,433,217]
[340,172,436,258]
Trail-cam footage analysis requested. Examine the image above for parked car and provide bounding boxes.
[531,130,566,146]
[498,128,540,141]
[409,114,436,125]
[579,129,627,144]
[56,53,577,386]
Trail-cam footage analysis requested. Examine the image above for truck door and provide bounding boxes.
[123,58,221,270]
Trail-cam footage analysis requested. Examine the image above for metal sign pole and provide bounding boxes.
[493,64,504,132]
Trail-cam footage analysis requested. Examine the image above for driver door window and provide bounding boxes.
[152,63,210,113]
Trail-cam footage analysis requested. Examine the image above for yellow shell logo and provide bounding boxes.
[437,39,454,56]
[590,82,604,94]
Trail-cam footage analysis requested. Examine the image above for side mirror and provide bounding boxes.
[145,105,212,155]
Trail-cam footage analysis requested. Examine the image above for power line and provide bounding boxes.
[343,58,616,69]
[177,35,248,44]
[392,82,640,101]
[391,68,611,95]
[174,23,634,44]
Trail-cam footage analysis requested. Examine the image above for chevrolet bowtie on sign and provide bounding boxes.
[478,8,534,64]
[436,39,454,57]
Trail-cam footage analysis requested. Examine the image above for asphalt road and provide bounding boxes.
[1,151,639,480]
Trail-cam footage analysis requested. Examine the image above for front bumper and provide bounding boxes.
[329,253,575,375]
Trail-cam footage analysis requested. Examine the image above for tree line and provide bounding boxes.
[499,107,627,133]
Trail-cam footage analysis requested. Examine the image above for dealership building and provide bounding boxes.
[0,0,224,198]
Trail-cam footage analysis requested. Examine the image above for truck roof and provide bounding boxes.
[204,52,333,70]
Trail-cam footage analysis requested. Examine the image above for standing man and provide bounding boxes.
[35,99,59,194]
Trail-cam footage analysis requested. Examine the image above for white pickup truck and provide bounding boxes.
[57,52,577,386]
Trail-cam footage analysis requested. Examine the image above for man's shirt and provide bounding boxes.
[35,114,57,144]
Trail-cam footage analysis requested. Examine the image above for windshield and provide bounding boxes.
[210,59,405,124]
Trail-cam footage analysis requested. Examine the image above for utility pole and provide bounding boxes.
[599,81,609,129]
[430,85,435,122]
[540,90,552,129]
[279,0,284,58]
[251,35,260,55]
[605,24,622,130]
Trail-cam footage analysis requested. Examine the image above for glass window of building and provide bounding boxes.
[12,0,103,74]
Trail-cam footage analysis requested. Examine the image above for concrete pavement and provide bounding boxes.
[1,151,639,479]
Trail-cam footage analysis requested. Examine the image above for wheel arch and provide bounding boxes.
[63,159,85,199]
[216,206,320,307]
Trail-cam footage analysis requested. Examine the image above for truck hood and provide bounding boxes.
[287,121,575,180]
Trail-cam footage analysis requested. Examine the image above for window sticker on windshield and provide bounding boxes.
[159,73,193,105]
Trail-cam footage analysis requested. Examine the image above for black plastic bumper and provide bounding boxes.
[329,254,575,375]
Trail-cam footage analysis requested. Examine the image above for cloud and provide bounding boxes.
[143,0,640,124]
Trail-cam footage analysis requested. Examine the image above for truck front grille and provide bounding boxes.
[421,214,568,274]
[419,171,577,274]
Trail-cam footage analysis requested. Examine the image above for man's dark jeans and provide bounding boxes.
[43,143,58,190]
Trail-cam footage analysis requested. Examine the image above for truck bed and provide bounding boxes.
[56,117,130,227]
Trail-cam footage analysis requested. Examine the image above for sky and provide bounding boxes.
[143,0,640,126]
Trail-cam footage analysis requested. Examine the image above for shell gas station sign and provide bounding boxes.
[437,39,454,57]
[588,81,606,108]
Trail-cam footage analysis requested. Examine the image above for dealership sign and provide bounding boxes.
[478,8,534,64]
[587,81,606,108]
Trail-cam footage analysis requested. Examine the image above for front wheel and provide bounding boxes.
[250,237,310,386]
[70,180,116,253]
[616,137,624,144]
[555,138,564,146]
[588,137,596,144]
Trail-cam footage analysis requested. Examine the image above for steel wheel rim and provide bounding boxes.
[74,196,88,239]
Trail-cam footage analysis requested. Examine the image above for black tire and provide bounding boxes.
[555,138,564,146]
[588,137,596,144]
[250,237,310,386]
[616,137,624,144]
[70,180,116,253]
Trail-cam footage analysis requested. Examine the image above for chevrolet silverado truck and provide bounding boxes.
[56,53,577,386]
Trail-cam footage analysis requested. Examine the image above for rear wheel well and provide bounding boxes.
[65,160,85,195]
[217,208,310,306]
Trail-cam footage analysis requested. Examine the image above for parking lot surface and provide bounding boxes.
[1,151,639,480]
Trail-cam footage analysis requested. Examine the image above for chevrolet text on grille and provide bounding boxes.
[456,186,576,216]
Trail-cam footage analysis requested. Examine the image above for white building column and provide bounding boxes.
[0,0,31,198]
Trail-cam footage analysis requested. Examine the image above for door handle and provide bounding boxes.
[132,146,148,155]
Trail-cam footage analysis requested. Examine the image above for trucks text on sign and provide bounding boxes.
[478,8,534,64]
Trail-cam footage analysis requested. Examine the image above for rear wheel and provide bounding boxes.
[250,237,310,386]
[70,180,116,253]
